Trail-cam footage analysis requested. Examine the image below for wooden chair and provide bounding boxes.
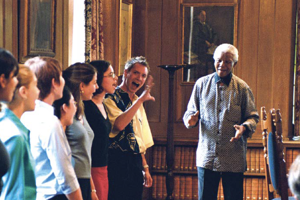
[261,107,295,200]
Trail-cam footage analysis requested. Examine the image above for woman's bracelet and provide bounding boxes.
[143,164,149,169]
[91,189,96,193]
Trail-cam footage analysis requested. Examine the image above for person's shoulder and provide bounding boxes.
[83,100,93,106]
[42,114,61,131]
[0,119,24,143]
[0,118,19,135]
[193,20,201,26]
[105,91,118,101]
[105,88,120,98]
[40,116,62,138]
[83,100,96,114]
[83,100,95,110]
[195,73,215,85]
[232,74,250,88]
[23,109,58,124]
[105,89,122,105]
[24,111,60,134]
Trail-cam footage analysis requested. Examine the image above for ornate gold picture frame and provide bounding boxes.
[119,0,133,75]
[19,0,56,63]
[182,3,238,82]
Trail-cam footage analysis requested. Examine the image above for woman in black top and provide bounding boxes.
[84,60,117,200]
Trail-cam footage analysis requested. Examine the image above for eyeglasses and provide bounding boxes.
[104,73,117,78]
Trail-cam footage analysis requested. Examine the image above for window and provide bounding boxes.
[71,0,85,64]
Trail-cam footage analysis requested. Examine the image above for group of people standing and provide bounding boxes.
[0,48,154,200]
[7,42,300,200]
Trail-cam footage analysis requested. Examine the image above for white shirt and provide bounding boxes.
[21,100,79,200]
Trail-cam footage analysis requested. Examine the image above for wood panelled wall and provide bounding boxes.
[131,0,296,141]
[0,0,73,69]
[102,0,133,75]
[0,0,18,56]
[0,0,296,141]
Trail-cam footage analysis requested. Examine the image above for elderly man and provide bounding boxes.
[183,43,259,200]
[104,56,154,200]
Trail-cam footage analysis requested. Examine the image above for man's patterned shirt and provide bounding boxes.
[183,73,259,172]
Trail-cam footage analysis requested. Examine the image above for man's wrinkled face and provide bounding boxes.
[214,52,236,78]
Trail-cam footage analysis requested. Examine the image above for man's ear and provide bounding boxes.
[52,78,61,92]
[51,78,56,89]
[0,74,7,88]
[233,62,238,67]
[124,69,128,77]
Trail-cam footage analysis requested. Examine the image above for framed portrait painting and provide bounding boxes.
[119,0,133,75]
[19,0,56,63]
[182,3,238,82]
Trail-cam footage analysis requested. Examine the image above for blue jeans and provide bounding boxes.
[197,167,243,200]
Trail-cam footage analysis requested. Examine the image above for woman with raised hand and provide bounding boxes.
[63,63,99,200]
[0,65,39,200]
[84,60,117,200]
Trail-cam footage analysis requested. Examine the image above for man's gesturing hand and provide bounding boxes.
[187,111,199,127]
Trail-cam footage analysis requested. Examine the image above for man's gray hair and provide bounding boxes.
[288,155,300,199]
[124,56,150,72]
[213,43,239,63]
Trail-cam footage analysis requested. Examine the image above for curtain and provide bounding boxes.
[85,0,104,63]
[294,0,300,136]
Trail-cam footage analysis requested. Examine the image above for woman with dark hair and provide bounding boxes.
[0,48,19,195]
[0,66,39,199]
[53,86,77,133]
[84,60,117,200]
[0,48,19,104]
[63,63,99,200]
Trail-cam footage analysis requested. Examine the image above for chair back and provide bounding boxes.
[261,107,290,200]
